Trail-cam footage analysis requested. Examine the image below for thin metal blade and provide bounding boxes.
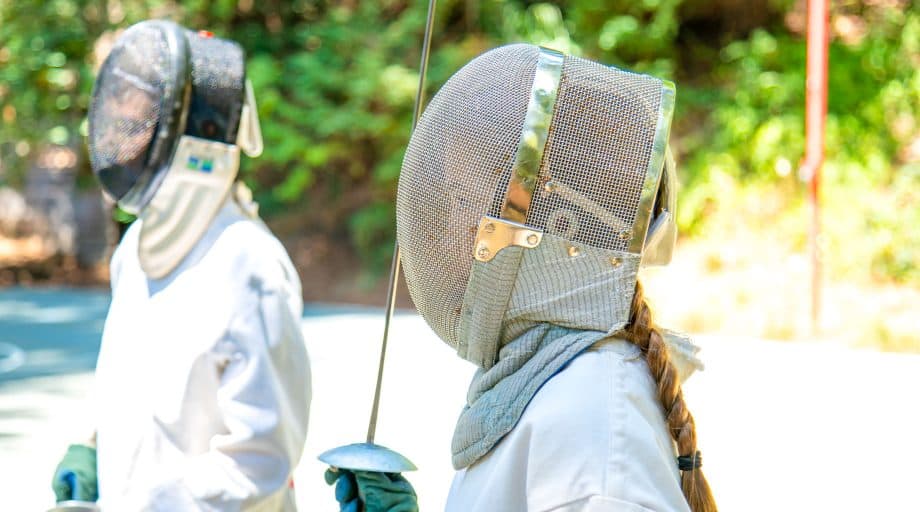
[318,0,437,474]
[365,0,437,445]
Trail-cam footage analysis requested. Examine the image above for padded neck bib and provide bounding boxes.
[138,136,239,279]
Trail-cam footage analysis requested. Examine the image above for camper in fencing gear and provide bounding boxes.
[396,44,717,511]
[50,20,310,511]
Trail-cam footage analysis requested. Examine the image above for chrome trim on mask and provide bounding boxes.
[499,46,564,224]
[473,216,543,263]
[629,79,675,253]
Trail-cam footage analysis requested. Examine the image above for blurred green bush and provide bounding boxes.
[0,0,916,283]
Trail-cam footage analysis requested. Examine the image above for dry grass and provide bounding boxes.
[0,234,109,286]
[0,234,50,266]
[641,238,920,352]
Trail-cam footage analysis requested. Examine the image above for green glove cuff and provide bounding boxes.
[353,471,418,512]
[52,444,98,502]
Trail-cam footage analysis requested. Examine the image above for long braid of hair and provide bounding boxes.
[624,281,718,512]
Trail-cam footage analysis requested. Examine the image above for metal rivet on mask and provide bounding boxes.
[543,180,557,193]
[526,234,539,246]
[610,256,622,267]
[484,222,496,233]
[567,245,580,257]
[477,245,491,259]
[619,230,630,240]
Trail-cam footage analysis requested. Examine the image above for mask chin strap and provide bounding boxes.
[640,147,677,267]
[232,181,259,219]
[644,211,672,249]
[237,80,263,158]
[231,80,262,219]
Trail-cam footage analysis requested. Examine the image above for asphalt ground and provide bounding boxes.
[1,287,918,511]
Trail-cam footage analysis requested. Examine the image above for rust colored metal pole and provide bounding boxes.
[803,0,829,333]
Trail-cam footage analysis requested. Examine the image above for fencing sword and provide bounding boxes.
[318,0,437,474]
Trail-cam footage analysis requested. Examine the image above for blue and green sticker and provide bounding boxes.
[186,156,214,173]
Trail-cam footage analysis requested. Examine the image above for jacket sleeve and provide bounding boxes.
[144,274,312,511]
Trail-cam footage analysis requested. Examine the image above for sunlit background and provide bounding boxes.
[1,0,918,510]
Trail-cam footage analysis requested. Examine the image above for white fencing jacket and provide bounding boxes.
[93,199,311,511]
[447,338,690,512]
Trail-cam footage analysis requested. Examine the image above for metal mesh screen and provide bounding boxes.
[528,56,661,251]
[396,45,663,348]
[88,23,171,199]
[397,44,539,348]
[185,32,244,143]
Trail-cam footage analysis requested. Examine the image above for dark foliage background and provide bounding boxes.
[1,0,917,284]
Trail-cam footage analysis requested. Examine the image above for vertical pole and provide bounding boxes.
[804,0,829,333]
[366,0,438,444]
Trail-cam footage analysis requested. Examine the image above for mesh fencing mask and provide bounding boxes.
[396,45,677,368]
[88,20,263,278]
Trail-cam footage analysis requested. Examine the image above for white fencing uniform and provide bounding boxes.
[446,338,689,512]
[93,199,311,511]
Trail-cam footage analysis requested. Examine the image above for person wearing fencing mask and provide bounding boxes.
[394,45,718,511]
[49,20,311,510]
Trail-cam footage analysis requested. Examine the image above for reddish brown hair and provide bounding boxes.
[624,281,718,512]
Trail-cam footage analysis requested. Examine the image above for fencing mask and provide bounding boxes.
[88,20,262,278]
[396,44,677,368]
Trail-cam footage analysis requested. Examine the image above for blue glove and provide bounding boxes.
[324,468,418,512]
[51,444,98,502]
